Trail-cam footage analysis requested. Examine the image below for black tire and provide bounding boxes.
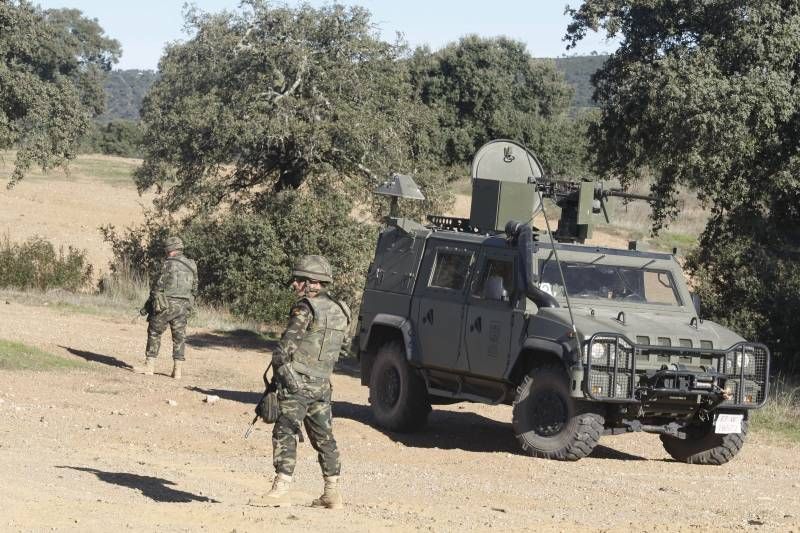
[512,365,603,461]
[368,341,431,432]
[660,417,748,465]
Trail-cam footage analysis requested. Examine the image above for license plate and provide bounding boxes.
[714,413,743,434]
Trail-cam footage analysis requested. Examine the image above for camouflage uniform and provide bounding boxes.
[145,241,198,361]
[271,289,351,478]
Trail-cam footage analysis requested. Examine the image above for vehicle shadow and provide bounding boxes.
[333,400,647,460]
[333,400,519,454]
[186,329,275,351]
[57,466,218,503]
[60,346,132,370]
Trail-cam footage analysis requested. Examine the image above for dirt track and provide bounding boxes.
[1,299,799,532]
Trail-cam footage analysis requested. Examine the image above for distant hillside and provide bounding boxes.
[553,54,608,110]
[98,69,157,122]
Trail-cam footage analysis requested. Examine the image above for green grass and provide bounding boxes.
[648,231,699,254]
[0,151,139,187]
[751,375,800,443]
[0,339,85,371]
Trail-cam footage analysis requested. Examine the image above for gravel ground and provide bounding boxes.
[1,299,799,532]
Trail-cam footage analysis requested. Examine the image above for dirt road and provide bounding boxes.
[1,298,799,532]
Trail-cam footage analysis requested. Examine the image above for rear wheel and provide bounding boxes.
[368,341,431,432]
[660,416,748,465]
[512,365,603,460]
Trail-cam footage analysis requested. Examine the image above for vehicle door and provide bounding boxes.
[463,250,517,378]
[412,241,478,371]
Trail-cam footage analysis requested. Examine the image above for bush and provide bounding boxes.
[0,236,93,291]
[101,186,377,322]
[79,120,143,158]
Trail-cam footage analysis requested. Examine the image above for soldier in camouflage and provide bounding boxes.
[254,255,351,509]
[133,236,198,379]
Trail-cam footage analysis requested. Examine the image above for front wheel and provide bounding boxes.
[368,341,431,432]
[660,416,748,465]
[512,365,603,460]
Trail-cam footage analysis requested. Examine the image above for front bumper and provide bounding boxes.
[582,333,770,410]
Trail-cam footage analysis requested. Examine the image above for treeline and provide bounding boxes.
[82,56,605,159]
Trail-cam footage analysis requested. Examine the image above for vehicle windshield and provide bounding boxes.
[538,260,682,306]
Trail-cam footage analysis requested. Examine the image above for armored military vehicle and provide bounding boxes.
[356,140,770,464]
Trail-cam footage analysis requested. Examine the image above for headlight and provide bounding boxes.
[591,343,607,361]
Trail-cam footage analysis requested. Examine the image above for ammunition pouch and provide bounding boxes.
[256,386,279,424]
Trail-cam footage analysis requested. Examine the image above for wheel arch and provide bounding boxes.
[360,314,417,386]
[508,337,571,386]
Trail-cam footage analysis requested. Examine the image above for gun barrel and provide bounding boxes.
[606,189,657,202]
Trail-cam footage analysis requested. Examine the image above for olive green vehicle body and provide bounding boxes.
[357,140,769,461]
[358,223,767,406]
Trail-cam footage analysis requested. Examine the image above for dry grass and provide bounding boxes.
[751,375,800,443]
[0,151,141,187]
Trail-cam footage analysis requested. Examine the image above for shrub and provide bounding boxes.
[0,236,92,291]
[101,187,377,322]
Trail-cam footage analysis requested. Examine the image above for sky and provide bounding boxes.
[34,1,618,70]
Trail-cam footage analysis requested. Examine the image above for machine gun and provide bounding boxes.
[534,178,658,244]
[376,139,659,245]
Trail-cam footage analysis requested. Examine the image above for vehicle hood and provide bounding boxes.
[536,303,745,350]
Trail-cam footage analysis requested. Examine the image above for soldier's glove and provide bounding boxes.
[275,364,301,394]
[139,306,149,316]
[152,292,168,314]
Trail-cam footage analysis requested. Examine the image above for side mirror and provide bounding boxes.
[690,292,702,316]
[484,276,508,302]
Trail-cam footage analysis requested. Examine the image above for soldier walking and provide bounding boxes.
[134,236,198,379]
[254,255,351,509]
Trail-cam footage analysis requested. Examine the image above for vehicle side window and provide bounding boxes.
[472,258,514,300]
[429,250,472,290]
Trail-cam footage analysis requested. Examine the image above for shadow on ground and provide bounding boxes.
[187,386,261,404]
[333,401,646,460]
[57,466,219,503]
[183,384,646,460]
[186,329,276,351]
[60,346,132,370]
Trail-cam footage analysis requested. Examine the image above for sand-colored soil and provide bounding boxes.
[0,301,799,532]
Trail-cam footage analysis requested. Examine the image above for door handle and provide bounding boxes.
[470,316,482,333]
[422,308,434,325]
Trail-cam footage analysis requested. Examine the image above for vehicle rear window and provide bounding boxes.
[538,261,682,306]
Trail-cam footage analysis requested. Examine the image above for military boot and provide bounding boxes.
[311,475,343,510]
[171,360,183,379]
[133,357,155,375]
[249,473,293,507]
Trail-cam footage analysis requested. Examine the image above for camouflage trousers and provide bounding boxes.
[146,298,192,360]
[273,375,340,478]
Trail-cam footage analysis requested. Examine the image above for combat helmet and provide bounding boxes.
[164,236,184,253]
[292,255,333,283]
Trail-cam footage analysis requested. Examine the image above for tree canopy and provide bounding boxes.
[135,0,443,215]
[409,36,591,178]
[567,1,800,370]
[0,1,120,186]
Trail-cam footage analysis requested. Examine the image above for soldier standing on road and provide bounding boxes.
[254,255,351,509]
[133,236,198,379]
